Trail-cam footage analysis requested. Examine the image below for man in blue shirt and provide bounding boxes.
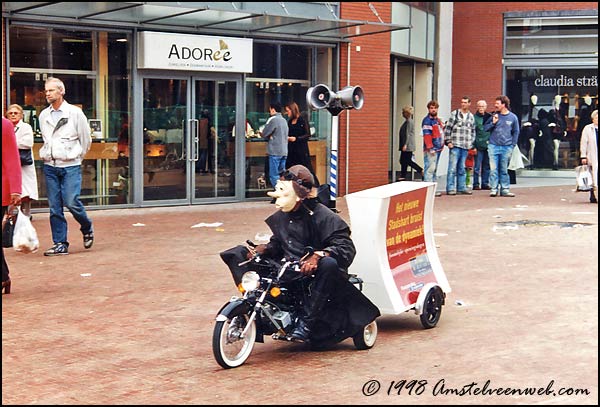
[260,102,289,192]
[484,95,520,197]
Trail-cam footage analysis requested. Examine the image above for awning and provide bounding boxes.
[2,2,409,42]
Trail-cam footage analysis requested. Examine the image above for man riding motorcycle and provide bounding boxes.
[249,165,380,343]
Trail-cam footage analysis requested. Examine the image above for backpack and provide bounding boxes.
[316,184,339,212]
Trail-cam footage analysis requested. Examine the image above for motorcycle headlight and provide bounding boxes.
[241,271,260,293]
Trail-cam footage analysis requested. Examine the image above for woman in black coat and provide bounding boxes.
[285,102,319,185]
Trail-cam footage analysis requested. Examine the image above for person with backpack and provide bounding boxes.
[421,100,445,197]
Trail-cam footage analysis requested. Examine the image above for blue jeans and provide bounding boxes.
[423,150,442,182]
[487,144,513,193]
[446,147,469,192]
[268,155,287,188]
[474,149,490,188]
[43,165,93,245]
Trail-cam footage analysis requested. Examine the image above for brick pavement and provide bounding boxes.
[2,184,598,404]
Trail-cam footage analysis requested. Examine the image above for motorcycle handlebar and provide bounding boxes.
[237,242,317,270]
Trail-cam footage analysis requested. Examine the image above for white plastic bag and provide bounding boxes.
[575,165,594,192]
[508,146,526,171]
[12,208,39,253]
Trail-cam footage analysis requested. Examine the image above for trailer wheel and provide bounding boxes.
[419,286,444,329]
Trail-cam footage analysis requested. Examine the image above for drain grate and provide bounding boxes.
[495,220,594,229]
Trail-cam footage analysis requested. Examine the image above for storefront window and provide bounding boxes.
[8,26,132,207]
[505,16,598,57]
[245,43,333,198]
[9,26,93,70]
[506,67,598,170]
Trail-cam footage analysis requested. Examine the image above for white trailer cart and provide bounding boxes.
[345,181,451,328]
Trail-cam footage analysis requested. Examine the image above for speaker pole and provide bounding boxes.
[329,114,339,209]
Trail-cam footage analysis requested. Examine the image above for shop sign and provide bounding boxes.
[534,74,597,87]
[137,32,252,73]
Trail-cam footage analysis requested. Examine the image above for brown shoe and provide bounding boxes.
[2,278,11,295]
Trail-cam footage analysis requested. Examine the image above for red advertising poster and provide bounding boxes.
[386,188,438,305]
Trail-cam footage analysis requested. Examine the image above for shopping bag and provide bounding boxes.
[508,146,525,171]
[2,214,16,248]
[575,165,593,192]
[12,208,39,253]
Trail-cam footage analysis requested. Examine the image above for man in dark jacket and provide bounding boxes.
[250,165,380,343]
[473,100,492,190]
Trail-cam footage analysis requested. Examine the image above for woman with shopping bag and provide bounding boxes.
[580,110,598,203]
[5,104,39,218]
[2,117,22,294]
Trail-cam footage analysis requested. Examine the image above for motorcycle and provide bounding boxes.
[213,242,378,369]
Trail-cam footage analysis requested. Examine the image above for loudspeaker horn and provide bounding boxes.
[337,85,364,110]
[306,84,333,110]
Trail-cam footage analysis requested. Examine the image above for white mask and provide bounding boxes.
[584,95,592,106]
[267,180,300,212]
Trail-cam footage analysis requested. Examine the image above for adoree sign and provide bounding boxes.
[138,32,253,73]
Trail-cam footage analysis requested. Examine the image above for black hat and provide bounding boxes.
[279,165,314,199]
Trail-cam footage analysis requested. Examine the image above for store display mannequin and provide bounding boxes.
[578,94,594,133]
[549,95,568,170]
[529,94,538,122]
[559,93,570,127]
[534,109,554,168]
[567,93,596,158]
[521,94,540,169]
[548,117,561,170]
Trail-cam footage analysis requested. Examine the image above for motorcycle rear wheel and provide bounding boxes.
[353,320,378,350]
[213,310,256,369]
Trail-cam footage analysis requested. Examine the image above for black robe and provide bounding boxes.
[220,199,381,345]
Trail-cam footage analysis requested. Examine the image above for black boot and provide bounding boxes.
[590,190,598,204]
[290,289,330,343]
[290,318,311,343]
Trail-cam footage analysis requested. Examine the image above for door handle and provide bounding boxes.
[190,119,199,162]
[179,119,186,160]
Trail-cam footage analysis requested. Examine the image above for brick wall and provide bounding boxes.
[451,2,598,109]
[339,2,392,195]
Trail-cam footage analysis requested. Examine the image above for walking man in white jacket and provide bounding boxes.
[39,77,94,256]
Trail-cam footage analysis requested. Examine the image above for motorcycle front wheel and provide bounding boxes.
[212,309,257,369]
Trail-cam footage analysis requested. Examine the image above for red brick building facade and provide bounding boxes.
[340,3,393,194]
[451,2,598,108]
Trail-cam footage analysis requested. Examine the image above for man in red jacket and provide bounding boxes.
[2,117,22,294]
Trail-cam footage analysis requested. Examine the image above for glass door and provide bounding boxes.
[192,79,238,201]
[142,77,240,204]
[142,78,188,202]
